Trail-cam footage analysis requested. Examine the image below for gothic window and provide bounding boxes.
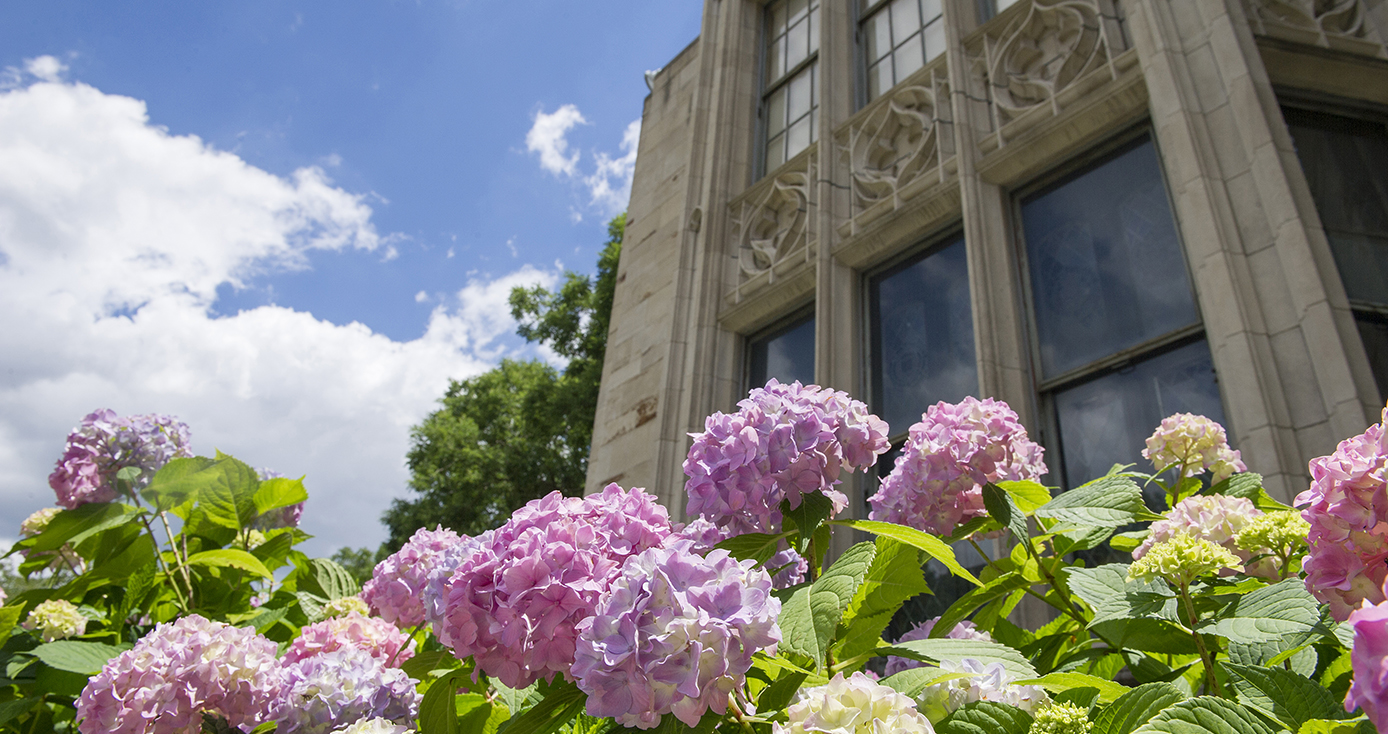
[763,0,820,174]
[859,0,945,101]
[748,312,816,391]
[1284,107,1388,402]
[1018,135,1229,490]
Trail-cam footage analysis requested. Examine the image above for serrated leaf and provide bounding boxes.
[1228,638,1317,678]
[30,640,131,674]
[24,502,142,553]
[1210,473,1291,512]
[778,541,876,666]
[835,537,929,660]
[187,549,274,579]
[140,456,217,510]
[1037,476,1149,526]
[1298,719,1374,734]
[0,698,40,726]
[198,454,262,530]
[831,520,981,585]
[311,557,360,599]
[879,638,1037,679]
[252,476,308,516]
[1111,530,1149,553]
[983,483,1028,544]
[1016,671,1130,703]
[1210,578,1319,644]
[936,700,1034,734]
[458,693,509,734]
[880,666,971,697]
[1090,618,1198,654]
[783,492,835,548]
[1092,682,1187,734]
[422,669,468,734]
[713,532,792,565]
[997,480,1053,515]
[1065,564,1178,627]
[931,572,1029,639]
[496,680,585,734]
[492,680,539,719]
[1131,697,1280,734]
[1224,663,1347,729]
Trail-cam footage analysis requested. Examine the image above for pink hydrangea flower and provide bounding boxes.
[1135,494,1272,577]
[883,617,994,677]
[1298,407,1388,620]
[670,517,806,589]
[684,380,890,536]
[1143,413,1246,482]
[572,541,781,729]
[1346,595,1388,729]
[76,615,284,734]
[49,409,192,509]
[273,646,420,734]
[868,397,1046,537]
[361,525,477,629]
[437,485,673,688]
[283,612,415,667]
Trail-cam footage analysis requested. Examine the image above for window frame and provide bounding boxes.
[744,304,817,395]
[855,0,947,106]
[758,0,821,179]
[1009,125,1222,489]
[862,227,973,446]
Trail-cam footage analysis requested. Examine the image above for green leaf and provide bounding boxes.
[0,605,23,648]
[880,666,971,697]
[253,476,309,516]
[1210,473,1291,512]
[187,549,274,579]
[757,670,809,712]
[831,520,981,585]
[1016,672,1130,704]
[931,572,1029,639]
[25,502,141,553]
[1065,564,1179,627]
[85,523,158,580]
[879,638,1037,679]
[403,650,463,681]
[310,557,361,600]
[30,640,131,674]
[713,532,793,565]
[1298,720,1374,734]
[982,483,1028,544]
[778,541,876,666]
[140,456,217,509]
[936,701,1034,734]
[1209,578,1320,644]
[834,537,930,660]
[457,693,509,734]
[491,681,539,719]
[1130,697,1281,734]
[1092,682,1187,734]
[0,698,40,726]
[1223,663,1347,729]
[113,561,158,627]
[1036,476,1150,526]
[997,480,1053,515]
[496,680,585,734]
[421,669,468,734]
[1090,618,1198,654]
[199,454,262,530]
[782,492,835,549]
[1111,530,1149,553]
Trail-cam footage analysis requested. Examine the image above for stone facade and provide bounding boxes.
[587,0,1388,535]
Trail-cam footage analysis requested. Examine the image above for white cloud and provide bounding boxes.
[525,105,640,219]
[414,290,429,303]
[25,56,68,83]
[584,118,641,216]
[525,104,587,177]
[0,63,557,556]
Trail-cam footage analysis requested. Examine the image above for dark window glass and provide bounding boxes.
[764,0,819,174]
[1357,312,1388,400]
[870,236,977,438]
[1053,339,1227,490]
[1021,139,1201,380]
[859,0,945,102]
[749,316,816,390]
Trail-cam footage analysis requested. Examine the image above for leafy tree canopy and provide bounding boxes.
[372,214,624,554]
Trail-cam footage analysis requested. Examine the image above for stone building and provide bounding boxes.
[586,0,1388,538]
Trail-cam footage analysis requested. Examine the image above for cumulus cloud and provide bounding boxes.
[525,105,640,218]
[0,58,556,555]
[526,104,587,177]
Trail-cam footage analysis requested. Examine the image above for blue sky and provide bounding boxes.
[0,1,702,555]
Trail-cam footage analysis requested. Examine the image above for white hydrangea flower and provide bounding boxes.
[774,671,934,734]
[25,599,87,641]
[321,595,370,619]
[918,659,1048,723]
[332,718,414,734]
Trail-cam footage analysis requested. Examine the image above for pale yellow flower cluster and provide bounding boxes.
[1128,533,1242,587]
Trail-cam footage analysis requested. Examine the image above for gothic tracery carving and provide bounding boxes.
[1243,0,1386,56]
[729,151,816,299]
[979,0,1119,125]
[840,74,949,217]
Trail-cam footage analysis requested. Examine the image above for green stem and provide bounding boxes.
[1178,580,1220,696]
[138,513,189,612]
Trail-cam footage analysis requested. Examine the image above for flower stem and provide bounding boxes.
[138,512,188,613]
[1178,580,1220,696]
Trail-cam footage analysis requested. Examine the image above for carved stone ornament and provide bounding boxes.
[728,151,816,300]
[975,0,1125,125]
[839,67,951,218]
[1243,0,1386,56]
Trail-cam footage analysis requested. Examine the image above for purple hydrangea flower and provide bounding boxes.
[76,615,284,734]
[437,485,673,688]
[273,646,420,734]
[670,517,806,589]
[362,525,476,629]
[1346,595,1388,729]
[882,617,995,677]
[868,397,1046,537]
[284,612,415,667]
[49,409,193,509]
[1297,406,1388,620]
[684,380,890,537]
[1135,494,1273,577]
[572,540,781,729]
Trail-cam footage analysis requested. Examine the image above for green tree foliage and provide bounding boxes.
[375,214,624,552]
[328,545,378,586]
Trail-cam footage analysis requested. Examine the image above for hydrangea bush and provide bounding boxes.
[0,396,1383,733]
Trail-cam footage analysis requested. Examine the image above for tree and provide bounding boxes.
[373,214,624,553]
